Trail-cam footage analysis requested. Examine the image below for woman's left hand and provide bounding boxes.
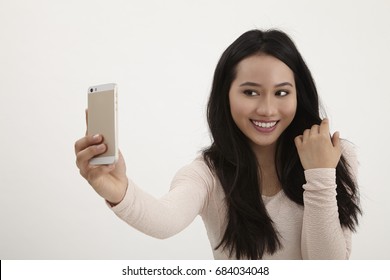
[294,118,341,170]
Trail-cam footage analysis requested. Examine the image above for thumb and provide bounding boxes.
[331,131,341,149]
[294,135,303,149]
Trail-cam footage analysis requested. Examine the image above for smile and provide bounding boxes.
[251,120,278,128]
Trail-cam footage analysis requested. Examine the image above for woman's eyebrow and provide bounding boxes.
[239,81,262,87]
[239,81,294,87]
[275,82,294,88]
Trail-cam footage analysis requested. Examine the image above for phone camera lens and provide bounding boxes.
[90,88,93,93]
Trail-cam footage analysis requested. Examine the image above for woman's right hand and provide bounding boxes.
[74,134,128,205]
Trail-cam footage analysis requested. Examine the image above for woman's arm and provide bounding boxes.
[301,167,352,259]
[294,119,357,259]
[108,159,211,239]
[75,109,211,239]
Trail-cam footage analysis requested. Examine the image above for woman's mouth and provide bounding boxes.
[251,120,279,132]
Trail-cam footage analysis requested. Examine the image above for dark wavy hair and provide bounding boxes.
[202,29,361,259]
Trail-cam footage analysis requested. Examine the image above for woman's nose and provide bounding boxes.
[256,95,276,116]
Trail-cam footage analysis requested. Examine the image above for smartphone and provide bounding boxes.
[87,83,118,165]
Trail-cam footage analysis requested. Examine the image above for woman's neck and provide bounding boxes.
[251,142,277,170]
[251,142,282,196]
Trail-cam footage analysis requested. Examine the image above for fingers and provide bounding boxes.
[295,118,337,147]
[301,119,330,139]
[77,142,106,163]
[74,134,103,155]
[307,119,329,136]
[309,124,320,136]
[319,119,340,148]
[319,118,330,135]
[74,134,106,170]
[302,128,310,142]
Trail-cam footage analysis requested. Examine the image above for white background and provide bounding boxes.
[0,0,389,259]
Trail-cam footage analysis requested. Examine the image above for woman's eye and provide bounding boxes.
[276,90,289,97]
[243,90,258,96]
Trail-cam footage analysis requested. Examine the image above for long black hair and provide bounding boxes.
[203,29,361,259]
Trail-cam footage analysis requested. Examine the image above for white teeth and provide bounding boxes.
[253,121,277,128]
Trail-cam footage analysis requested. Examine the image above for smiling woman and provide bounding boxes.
[74,29,361,260]
[229,54,297,149]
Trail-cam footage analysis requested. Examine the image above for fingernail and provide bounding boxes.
[97,144,105,151]
[92,134,100,141]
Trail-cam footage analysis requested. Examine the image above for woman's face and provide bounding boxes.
[229,54,297,149]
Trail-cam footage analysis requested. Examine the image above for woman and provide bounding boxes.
[75,29,361,259]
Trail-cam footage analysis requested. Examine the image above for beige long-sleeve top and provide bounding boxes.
[109,141,357,259]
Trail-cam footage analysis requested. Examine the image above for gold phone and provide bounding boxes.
[87,83,118,165]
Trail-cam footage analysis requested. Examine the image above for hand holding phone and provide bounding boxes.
[75,83,128,205]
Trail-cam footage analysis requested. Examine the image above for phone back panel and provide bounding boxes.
[87,85,117,159]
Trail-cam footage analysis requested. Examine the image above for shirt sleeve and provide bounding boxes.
[301,140,357,259]
[107,158,211,239]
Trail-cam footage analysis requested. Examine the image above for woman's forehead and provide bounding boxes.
[234,54,295,86]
